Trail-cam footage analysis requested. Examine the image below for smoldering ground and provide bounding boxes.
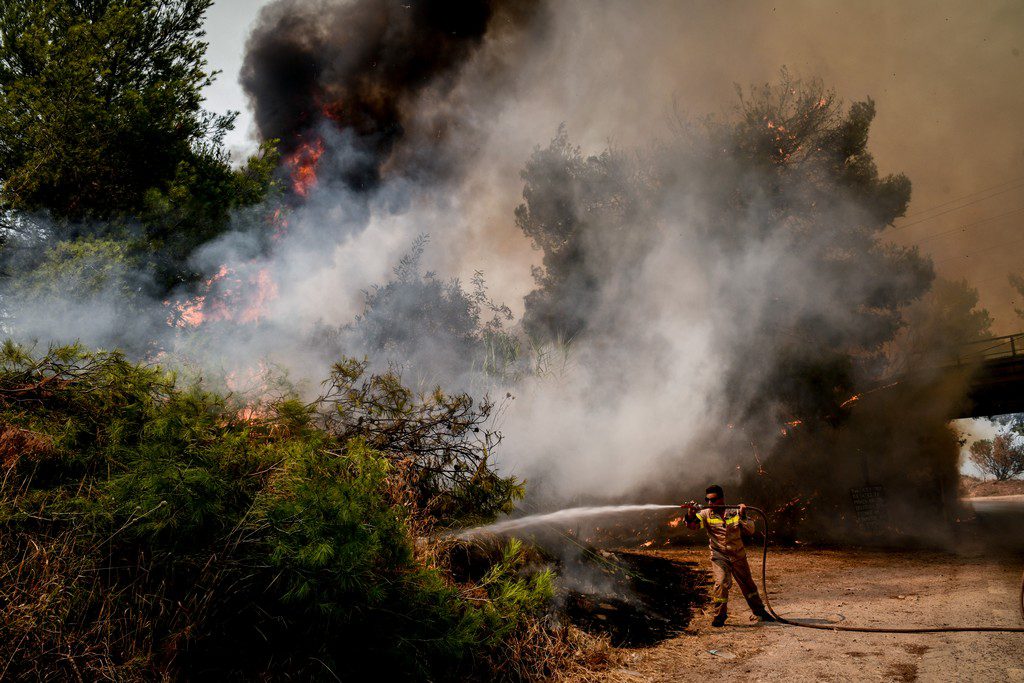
[1,0,1006,543]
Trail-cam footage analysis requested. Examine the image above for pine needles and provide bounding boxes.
[0,342,565,680]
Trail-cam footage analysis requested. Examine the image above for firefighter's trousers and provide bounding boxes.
[710,554,764,619]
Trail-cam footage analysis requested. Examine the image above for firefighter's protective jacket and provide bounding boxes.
[686,507,754,560]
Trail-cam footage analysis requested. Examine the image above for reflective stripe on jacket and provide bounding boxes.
[690,507,754,560]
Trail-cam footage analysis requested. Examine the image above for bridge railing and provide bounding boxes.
[955,333,1024,365]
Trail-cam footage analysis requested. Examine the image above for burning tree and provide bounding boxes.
[512,71,968,540]
[241,0,542,193]
[518,72,930,401]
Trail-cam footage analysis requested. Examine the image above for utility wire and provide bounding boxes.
[892,182,1024,232]
[933,233,1024,266]
[913,205,1024,245]
[959,269,1024,288]
[901,175,1024,220]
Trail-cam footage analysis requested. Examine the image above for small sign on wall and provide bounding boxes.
[850,484,886,533]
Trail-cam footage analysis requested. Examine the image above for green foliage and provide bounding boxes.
[0,0,220,220]
[0,1,281,297]
[141,141,282,291]
[475,538,555,641]
[0,234,160,353]
[515,124,648,342]
[0,343,544,680]
[8,236,140,300]
[257,439,413,611]
[316,356,524,523]
[345,234,516,384]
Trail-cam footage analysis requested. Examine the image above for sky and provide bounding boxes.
[201,0,271,157]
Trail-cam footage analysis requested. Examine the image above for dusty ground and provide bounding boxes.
[581,545,1024,682]
[960,475,1024,498]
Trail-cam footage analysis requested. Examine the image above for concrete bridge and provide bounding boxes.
[951,333,1024,418]
[853,334,1024,419]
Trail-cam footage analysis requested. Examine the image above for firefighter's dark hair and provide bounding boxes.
[705,484,724,500]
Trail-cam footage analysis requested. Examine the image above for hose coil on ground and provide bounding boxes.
[704,505,1024,633]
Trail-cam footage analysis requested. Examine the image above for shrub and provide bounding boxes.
[0,342,548,680]
[315,357,524,524]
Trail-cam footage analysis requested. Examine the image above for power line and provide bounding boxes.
[914,205,1024,245]
[933,233,1024,266]
[892,181,1024,232]
[901,175,1024,220]
[964,271,1019,288]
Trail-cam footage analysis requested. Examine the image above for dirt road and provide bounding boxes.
[965,493,1024,514]
[590,546,1024,682]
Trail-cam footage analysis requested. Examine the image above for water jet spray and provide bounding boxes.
[457,503,679,539]
[459,502,1024,633]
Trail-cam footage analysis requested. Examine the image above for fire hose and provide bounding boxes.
[688,504,1024,633]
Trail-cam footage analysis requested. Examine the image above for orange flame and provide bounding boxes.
[238,268,279,324]
[168,266,230,328]
[224,362,276,423]
[236,405,271,422]
[270,208,289,241]
[286,139,325,197]
[167,264,278,329]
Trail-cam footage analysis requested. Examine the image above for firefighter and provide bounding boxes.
[682,484,775,627]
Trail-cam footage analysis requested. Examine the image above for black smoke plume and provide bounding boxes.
[241,0,540,192]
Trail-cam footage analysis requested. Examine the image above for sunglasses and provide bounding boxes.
[705,496,719,503]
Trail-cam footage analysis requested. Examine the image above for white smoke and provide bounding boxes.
[2,0,979,523]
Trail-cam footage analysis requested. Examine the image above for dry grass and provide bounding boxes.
[0,532,165,680]
[960,474,1024,497]
[507,621,621,682]
[0,425,53,470]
